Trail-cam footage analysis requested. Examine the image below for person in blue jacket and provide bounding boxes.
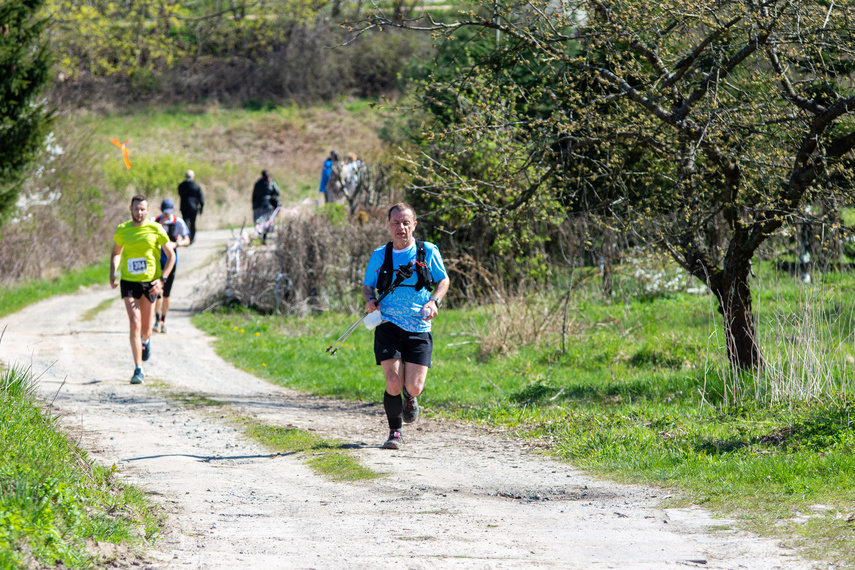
[318,151,338,204]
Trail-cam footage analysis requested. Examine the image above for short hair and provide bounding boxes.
[261,170,269,179]
[388,202,416,220]
[185,170,194,179]
[330,151,339,161]
[131,194,148,207]
[346,152,357,162]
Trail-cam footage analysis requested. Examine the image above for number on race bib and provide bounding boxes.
[127,257,148,275]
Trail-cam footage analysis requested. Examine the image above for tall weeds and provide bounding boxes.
[705,267,855,407]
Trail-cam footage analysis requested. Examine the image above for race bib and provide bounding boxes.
[127,257,148,275]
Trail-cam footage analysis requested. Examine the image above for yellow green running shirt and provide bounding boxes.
[113,219,170,282]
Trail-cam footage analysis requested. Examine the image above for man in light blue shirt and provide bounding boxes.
[363,203,450,450]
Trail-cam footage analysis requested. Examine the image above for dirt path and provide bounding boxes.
[0,229,813,569]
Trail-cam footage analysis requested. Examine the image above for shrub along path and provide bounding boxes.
[0,229,813,569]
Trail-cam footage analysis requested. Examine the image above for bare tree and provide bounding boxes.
[358,0,855,369]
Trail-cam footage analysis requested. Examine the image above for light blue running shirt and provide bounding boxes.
[363,241,448,333]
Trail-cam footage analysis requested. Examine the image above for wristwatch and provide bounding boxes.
[430,297,442,307]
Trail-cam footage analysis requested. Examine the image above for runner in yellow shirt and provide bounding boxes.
[110,195,175,384]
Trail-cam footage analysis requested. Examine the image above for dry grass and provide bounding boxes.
[475,290,569,360]
[210,206,388,314]
[271,210,388,314]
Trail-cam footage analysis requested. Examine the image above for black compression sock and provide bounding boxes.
[384,391,403,430]
[155,312,162,323]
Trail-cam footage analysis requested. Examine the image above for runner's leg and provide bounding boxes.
[381,358,404,396]
[381,359,404,429]
[403,363,428,398]
[154,296,163,331]
[123,297,143,366]
[140,294,156,342]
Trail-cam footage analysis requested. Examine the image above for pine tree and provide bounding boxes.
[0,0,53,225]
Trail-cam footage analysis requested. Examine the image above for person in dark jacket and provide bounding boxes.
[177,170,204,244]
[252,170,281,244]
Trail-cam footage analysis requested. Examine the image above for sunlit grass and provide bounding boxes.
[0,365,162,567]
[194,266,855,566]
[246,422,381,482]
[0,259,110,319]
[81,296,117,322]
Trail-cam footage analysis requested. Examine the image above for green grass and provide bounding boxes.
[164,389,380,482]
[247,422,380,482]
[193,266,855,567]
[0,259,110,319]
[0,365,161,567]
[81,296,117,322]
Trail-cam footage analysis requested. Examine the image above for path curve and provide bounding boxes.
[0,229,813,569]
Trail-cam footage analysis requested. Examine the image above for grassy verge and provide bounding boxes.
[0,259,110,319]
[0,365,161,568]
[193,273,855,567]
[163,389,380,482]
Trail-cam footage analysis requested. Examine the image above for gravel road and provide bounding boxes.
[0,229,814,569]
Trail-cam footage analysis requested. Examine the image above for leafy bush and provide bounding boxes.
[52,22,429,108]
[103,152,187,196]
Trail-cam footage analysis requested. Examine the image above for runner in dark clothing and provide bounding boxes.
[153,198,190,334]
[178,170,204,244]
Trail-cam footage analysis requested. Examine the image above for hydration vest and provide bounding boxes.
[156,214,182,243]
[376,240,433,294]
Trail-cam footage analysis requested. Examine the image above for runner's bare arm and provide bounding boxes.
[423,277,450,320]
[362,284,378,312]
[431,277,450,304]
[109,244,123,289]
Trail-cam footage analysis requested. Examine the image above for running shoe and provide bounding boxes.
[402,392,419,424]
[142,339,151,361]
[130,366,144,384]
[160,322,168,334]
[153,321,162,333]
[382,429,403,450]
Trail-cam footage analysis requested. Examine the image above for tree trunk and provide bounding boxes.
[709,261,763,370]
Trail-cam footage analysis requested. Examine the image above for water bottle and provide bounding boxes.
[364,310,383,330]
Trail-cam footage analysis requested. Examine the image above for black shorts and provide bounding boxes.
[161,266,176,298]
[120,280,158,303]
[374,322,433,367]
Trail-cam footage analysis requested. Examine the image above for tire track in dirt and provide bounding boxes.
[0,229,813,569]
